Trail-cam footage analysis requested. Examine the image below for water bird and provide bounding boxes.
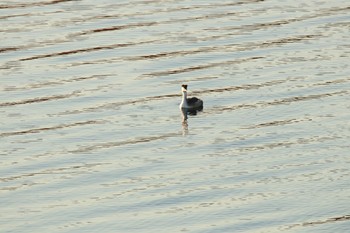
[179,84,203,110]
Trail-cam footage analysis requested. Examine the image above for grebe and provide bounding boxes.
[179,84,203,110]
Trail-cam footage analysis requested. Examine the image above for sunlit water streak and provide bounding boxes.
[1,0,350,232]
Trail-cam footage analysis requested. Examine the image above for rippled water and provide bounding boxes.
[1,0,350,232]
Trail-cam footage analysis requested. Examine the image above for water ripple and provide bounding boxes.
[0,0,73,9]
[0,120,103,138]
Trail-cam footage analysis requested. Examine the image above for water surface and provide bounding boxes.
[1,0,350,232]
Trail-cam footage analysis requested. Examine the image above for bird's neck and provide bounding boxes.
[181,91,188,107]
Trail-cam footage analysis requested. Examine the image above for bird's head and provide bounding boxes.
[181,84,188,92]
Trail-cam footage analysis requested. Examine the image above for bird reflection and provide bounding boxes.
[180,106,203,136]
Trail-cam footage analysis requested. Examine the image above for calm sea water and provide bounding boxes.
[1,0,350,232]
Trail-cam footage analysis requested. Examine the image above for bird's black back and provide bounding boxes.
[187,97,200,105]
